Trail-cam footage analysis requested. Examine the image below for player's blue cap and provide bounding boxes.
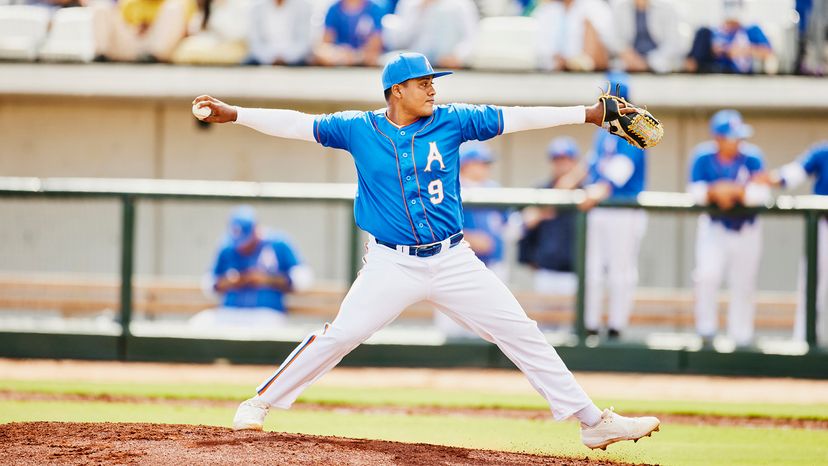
[547,136,579,159]
[459,142,494,165]
[710,109,753,139]
[228,205,257,248]
[381,52,453,91]
[607,70,630,101]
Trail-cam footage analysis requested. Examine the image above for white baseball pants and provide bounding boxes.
[693,215,762,346]
[585,208,647,332]
[255,240,595,421]
[793,217,828,343]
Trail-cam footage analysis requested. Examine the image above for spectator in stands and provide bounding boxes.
[519,137,585,297]
[795,0,812,73]
[533,0,614,72]
[609,0,683,73]
[171,0,251,65]
[313,0,385,66]
[244,0,313,66]
[685,0,775,74]
[383,0,478,69]
[578,74,647,341]
[190,205,313,328]
[687,110,770,349]
[92,0,195,62]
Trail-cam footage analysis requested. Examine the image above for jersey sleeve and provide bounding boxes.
[801,144,828,175]
[743,145,766,174]
[746,25,771,49]
[211,246,232,286]
[690,154,709,183]
[449,103,504,142]
[275,240,301,273]
[313,111,363,152]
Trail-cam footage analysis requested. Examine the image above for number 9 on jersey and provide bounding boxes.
[428,180,444,204]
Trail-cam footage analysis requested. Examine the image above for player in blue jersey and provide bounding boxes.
[190,206,313,328]
[578,77,647,341]
[763,142,828,343]
[687,110,771,348]
[192,52,660,450]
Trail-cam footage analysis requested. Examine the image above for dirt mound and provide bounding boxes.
[0,422,642,466]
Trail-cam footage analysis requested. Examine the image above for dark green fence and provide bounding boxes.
[0,176,825,376]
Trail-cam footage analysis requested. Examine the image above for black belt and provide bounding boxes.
[375,232,464,257]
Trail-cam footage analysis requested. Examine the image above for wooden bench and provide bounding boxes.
[0,275,798,329]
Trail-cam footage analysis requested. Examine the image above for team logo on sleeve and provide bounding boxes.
[424,142,446,172]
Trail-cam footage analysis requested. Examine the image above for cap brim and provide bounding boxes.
[412,71,453,81]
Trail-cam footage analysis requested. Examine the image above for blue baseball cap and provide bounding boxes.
[547,136,579,159]
[606,70,631,101]
[710,109,753,139]
[381,52,453,91]
[228,205,256,248]
[459,142,494,165]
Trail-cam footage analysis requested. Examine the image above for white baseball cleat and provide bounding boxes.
[232,397,270,431]
[580,407,660,450]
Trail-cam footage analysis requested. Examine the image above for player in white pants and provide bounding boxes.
[578,76,647,340]
[192,53,660,450]
[764,142,828,344]
[688,110,771,348]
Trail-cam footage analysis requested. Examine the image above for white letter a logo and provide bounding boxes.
[424,142,445,173]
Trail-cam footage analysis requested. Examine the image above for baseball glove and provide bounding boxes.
[599,84,664,149]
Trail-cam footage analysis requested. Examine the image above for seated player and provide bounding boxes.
[190,206,313,328]
[312,0,385,67]
[382,0,478,69]
[685,0,775,74]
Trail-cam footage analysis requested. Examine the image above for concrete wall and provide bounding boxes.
[1,85,824,291]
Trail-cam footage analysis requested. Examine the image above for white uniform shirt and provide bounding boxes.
[384,0,478,65]
[248,0,313,65]
[533,0,614,70]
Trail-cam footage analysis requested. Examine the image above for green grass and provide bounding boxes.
[1,399,826,466]
[1,379,827,421]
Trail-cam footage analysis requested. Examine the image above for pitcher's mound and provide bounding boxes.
[0,421,641,465]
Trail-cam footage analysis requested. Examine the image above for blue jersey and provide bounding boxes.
[690,141,765,231]
[314,104,504,245]
[712,24,771,74]
[799,142,828,195]
[211,233,301,312]
[324,0,385,49]
[586,129,646,201]
[461,180,506,265]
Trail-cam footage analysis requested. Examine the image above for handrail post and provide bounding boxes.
[574,209,588,343]
[805,210,819,349]
[348,202,360,284]
[118,195,136,360]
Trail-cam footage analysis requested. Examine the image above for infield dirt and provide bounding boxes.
[0,422,644,466]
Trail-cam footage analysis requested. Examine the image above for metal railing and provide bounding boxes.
[1,176,825,356]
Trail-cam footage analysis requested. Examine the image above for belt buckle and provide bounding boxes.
[414,243,442,257]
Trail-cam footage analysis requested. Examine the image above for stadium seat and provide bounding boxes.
[0,5,51,61]
[38,7,96,63]
[468,16,538,71]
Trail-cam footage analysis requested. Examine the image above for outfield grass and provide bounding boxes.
[0,399,825,466]
[1,379,827,421]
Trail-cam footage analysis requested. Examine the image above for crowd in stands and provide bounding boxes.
[0,0,825,75]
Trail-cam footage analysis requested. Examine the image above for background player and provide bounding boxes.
[762,142,828,344]
[190,205,313,328]
[192,52,660,450]
[578,76,647,341]
[519,137,585,297]
[687,109,771,348]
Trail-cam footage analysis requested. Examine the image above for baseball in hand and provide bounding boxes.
[192,103,212,120]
